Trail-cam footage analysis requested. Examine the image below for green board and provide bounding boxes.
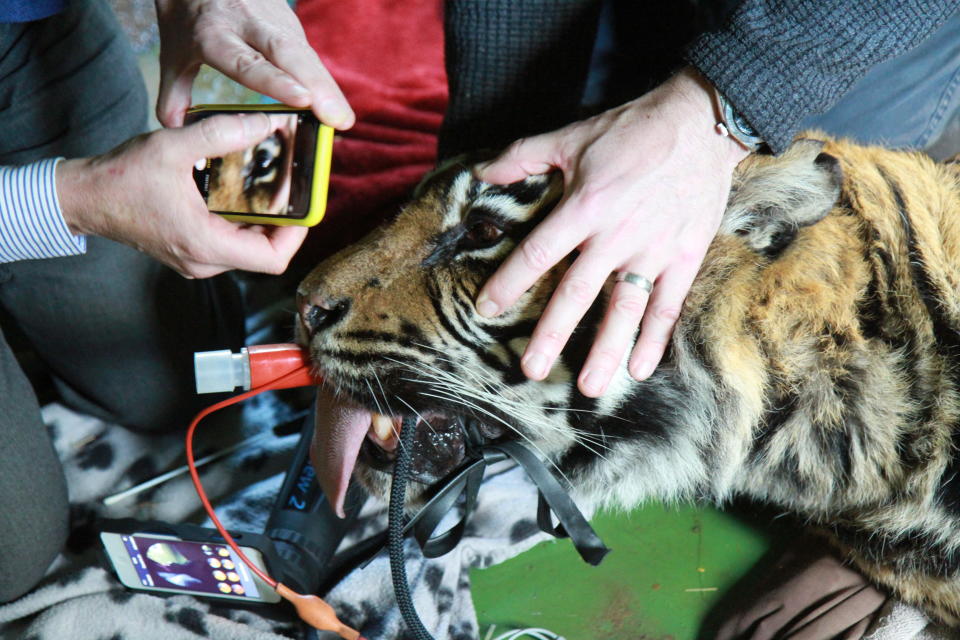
[473,502,787,639]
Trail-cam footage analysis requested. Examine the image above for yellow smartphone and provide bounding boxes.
[185,104,333,227]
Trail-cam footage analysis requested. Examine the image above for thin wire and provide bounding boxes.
[184,365,316,589]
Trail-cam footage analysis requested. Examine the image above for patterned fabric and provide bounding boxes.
[0,398,956,639]
[0,159,85,263]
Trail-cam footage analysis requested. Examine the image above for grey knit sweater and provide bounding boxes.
[439,0,958,157]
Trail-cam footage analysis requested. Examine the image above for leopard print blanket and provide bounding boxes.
[0,370,952,640]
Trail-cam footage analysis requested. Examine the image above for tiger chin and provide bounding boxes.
[296,132,960,625]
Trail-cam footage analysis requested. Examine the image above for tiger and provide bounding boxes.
[295,132,960,625]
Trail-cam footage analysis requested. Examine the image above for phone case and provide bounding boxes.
[98,518,284,604]
[186,104,334,227]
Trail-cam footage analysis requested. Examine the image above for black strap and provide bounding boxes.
[403,439,611,566]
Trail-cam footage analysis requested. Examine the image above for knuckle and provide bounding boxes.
[589,347,623,370]
[573,183,606,211]
[265,257,288,275]
[518,237,553,271]
[557,275,595,306]
[197,116,227,147]
[536,330,568,352]
[652,304,682,323]
[233,49,267,76]
[259,33,283,59]
[638,330,670,352]
[503,139,527,162]
[180,239,212,266]
[195,28,224,58]
[611,294,647,319]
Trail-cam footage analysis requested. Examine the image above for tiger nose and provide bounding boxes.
[297,292,350,337]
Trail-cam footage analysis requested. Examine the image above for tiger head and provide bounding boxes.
[295,136,850,518]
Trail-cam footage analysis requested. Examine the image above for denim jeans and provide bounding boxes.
[803,9,960,151]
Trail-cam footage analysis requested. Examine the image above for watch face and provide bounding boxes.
[731,110,757,137]
[722,98,763,149]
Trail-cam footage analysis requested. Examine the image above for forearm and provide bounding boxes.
[0,159,86,263]
[687,1,958,153]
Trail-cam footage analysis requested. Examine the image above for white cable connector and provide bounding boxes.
[194,348,252,393]
[194,344,317,394]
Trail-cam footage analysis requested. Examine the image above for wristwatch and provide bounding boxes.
[714,89,764,152]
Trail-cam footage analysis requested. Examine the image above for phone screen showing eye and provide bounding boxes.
[117,533,268,600]
[190,111,320,219]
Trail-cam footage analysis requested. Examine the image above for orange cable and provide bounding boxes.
[184,365,362,640]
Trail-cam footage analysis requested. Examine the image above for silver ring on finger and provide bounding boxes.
[615,271,654,294]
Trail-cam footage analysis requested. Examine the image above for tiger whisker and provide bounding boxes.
[364,378,387,417]
[411,345,631,425]
[418,385,615,463]
[391,394,440,438]
[398,362,624,459]
[415,389,580,487]
[373,370,398,419]
[392,363,620,451]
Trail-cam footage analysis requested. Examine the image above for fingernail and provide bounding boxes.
[522,352,549,379]
[319,98,353,129]
[290,83,310,96]
[580,369,606,396]
[476,295,498,317]
[632,361,655,380]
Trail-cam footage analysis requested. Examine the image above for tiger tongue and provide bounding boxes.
[312,386,373,518]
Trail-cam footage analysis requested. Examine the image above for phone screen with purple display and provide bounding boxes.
[120,534,264,600]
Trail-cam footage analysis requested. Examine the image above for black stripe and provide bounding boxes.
[399,320,427,343]
[425,277,521,384]
[879,168,960,512]
[852,208,933,471]
[881,169,960,360]
[316,346,422,367]
[748,391,800,464]
[831,522,960,578]
[341,330,411,345]
[484,178,550,206]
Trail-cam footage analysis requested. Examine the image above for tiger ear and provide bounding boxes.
[721,138,843,258]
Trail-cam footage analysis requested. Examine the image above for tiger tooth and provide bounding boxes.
[372,413,394,441]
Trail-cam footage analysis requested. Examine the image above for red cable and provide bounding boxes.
[184,366,309,586]
[184,365,362,640]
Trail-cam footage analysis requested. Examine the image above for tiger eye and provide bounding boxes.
[465,220,503,246]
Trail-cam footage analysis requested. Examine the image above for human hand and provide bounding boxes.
[154,0,354,130]
[56,113,308,278]
[474,67,750,397]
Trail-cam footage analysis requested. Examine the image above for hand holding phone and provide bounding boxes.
[57,113,310,277]
[187,105,333,227]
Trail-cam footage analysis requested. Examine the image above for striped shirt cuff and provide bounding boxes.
[0,158,86,263]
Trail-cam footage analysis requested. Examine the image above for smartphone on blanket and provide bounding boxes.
[99,520,281,604]
[185,104,334,227]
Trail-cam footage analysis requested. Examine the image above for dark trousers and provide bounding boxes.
[0,0,244,602]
